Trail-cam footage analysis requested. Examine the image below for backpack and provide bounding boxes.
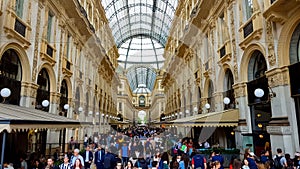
[137,160,148,169]
[274,155,283,169]
[193,154,204,169]
[103,154,112,169]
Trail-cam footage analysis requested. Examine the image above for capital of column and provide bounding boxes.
[232,82,247,98]
[21,81,39,98]
[266,66,289,88]
[50,92,61,104]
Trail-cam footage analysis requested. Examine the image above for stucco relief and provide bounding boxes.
[266,21,276,66]
[32,3,42,83]
[233,83,247,97]
[266,67,289,88]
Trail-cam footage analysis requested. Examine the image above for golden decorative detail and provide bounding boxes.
[266,67,290,88]
[265,21,276,66]
[32,3,42,82]
[233,82,247,97]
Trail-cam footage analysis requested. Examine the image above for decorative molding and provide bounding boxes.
[32,2,42,82]
[232,82,247,97]
[266,21,276,66]
[266,67,289,88]
[267,126,292,135]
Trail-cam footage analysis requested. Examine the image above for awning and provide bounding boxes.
[166,109,239,127]
[0,103,86,133]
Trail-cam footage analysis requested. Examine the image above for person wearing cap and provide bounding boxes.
[71,149,85,167]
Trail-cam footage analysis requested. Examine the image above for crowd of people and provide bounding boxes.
[5,128,300,169]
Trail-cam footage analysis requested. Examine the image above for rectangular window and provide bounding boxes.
[244,0,253,20]
[118,102,122,111]
[218,13,226,45]
[47,12,54,42]
[15,0,24,18]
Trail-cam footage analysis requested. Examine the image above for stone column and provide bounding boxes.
[233,82,252,152]
[266,67,298,154]
[50,92,61,114]
[20,82,39,108]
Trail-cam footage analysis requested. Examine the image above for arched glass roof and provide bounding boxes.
[101,0,178,48]
[101,0,178,92]
[126,66,156,93]
[118,36,165,69]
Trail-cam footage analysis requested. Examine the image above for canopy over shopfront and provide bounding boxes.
[0,103,87,169]
[0,103,84,132]
[162,109,239,127]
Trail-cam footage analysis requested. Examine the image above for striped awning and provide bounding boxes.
[0,103,86,133]
[165,109,239,127]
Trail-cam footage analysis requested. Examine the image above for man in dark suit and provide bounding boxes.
[94,144,105,169]
[82,146,93,169]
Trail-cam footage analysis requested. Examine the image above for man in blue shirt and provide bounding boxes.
[212,150,224,169]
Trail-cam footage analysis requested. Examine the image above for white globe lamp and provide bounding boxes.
[78,107,83,112]
[1,88,11,98]
[42,100,50,107]
[205,103,211,110]
[254,88,264,98]
[63,104,69,110]
[223,97,230,105]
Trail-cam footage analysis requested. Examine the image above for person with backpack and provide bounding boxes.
[134,154,148,169]
[103,147,117,169]
[192,153,207,169]
[273,148,287,169]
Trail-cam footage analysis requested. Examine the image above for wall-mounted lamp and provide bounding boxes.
[254,87,276,103]
[223,97,230,105]
[78,107,83,112]
[185,110,190,114]
[96,112,99,116]
[64,104,69,110]
[193,107,198,113]
[88,111,93,116]
[42,100,50,107]
[205,103,210,110]
[1,88,11,103]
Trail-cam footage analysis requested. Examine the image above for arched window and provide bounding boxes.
[0,49,22,105]
[207,80,214,112]
[36,68,50,112]
[59,80,68,116]
[139,95,145,107]
[224,69,235,110]
[248,50,267,81]
[85,92,89,116]
[75,87,80,113]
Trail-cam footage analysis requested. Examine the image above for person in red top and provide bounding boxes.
[188,138,194,156]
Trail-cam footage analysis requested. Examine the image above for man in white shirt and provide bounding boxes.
[71,149,85,167]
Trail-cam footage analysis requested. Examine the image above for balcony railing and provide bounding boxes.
[243,20,253,38]
[14,18,26,37]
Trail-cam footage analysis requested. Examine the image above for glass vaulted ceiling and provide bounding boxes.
[101,0,178,92]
